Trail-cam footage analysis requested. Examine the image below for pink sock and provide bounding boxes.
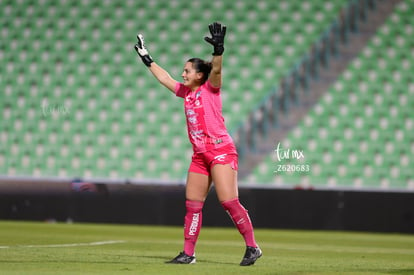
[183,200,204,256]
[221,198,257,248]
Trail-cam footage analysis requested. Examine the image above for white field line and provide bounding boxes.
[0,240,125,249]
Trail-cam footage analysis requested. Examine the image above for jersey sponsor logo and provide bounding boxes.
[185,91,203,107]
[186,109,195,116]
[188,116,198,124]
[190,130,203,139]
[185,91,202,102]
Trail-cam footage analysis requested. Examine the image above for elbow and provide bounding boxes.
[211,68,222,77]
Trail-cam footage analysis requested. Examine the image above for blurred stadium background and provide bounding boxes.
[0,0,413,232]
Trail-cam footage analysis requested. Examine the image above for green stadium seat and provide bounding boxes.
[248,0,414,190]
[0,0,390,183]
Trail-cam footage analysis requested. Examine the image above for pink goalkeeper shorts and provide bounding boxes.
[188,143,239,176]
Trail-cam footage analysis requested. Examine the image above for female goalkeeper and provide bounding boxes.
[134,22,261,266]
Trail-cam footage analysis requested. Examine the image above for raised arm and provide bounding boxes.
[204,22,226,88]
[134,34,177,93]
[148,62,177,93]
[209,55,223,88]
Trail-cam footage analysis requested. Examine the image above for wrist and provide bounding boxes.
[141,55,153,67]
[212,46,224,56]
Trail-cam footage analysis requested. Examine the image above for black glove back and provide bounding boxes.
[204,22,226,56]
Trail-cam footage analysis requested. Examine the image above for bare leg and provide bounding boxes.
[210,164,238,202]
[185,172,212,202]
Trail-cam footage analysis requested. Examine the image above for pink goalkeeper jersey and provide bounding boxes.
[175,80,233,153]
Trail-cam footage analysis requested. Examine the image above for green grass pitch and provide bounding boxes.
[0,221,413,274]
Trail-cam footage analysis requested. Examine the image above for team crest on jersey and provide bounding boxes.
[188,116,197,124]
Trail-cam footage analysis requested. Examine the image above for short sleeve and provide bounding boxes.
[175,82,188,98]
[205,79,220,93]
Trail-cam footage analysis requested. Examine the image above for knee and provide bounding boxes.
[221,197,246,212]
[186,200,204,212]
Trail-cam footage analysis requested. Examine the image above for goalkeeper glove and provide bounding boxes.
[134,34,153,67]
[204,22,226,56]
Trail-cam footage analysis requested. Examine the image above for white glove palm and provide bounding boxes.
[134,34,153,67]
[135,34,149,56]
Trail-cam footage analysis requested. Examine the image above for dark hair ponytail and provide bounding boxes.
[187,57,212,83]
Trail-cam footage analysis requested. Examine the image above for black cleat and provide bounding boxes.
[166,251,196,264]
[240,246,262,266]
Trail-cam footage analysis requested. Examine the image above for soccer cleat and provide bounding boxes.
[240,246,262,266]
[166,251,196,264]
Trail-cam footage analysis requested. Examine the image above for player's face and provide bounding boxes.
[182,62,203,89]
